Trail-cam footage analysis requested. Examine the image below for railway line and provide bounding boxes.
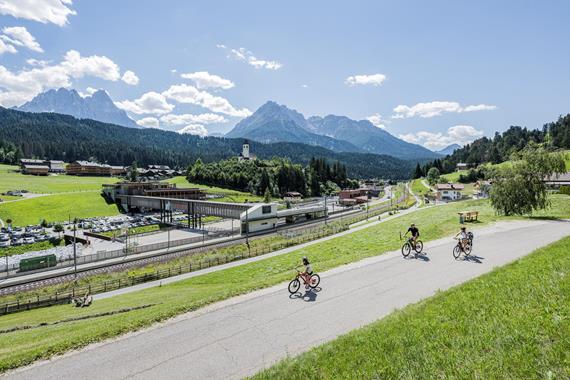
[0,189,407,296]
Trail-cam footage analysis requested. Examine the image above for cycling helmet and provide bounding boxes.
[461,226,466,230]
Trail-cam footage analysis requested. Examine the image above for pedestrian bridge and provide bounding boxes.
[116,195,254,227]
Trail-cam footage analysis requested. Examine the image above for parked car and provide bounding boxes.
[0,240,10,248]
[23,237,35,244]
[11,238,23,246]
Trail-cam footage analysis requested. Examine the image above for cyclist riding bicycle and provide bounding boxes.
[405,223,420,245]
[455,226,470,250]
[300,256,313,289]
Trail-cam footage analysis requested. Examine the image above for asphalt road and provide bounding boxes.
[5,219,569,380]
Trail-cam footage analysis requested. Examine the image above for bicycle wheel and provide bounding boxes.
[309,274,320,289]
[414,240,424,253]
[401,243,412,257]
[453,245,461,259]
[464,244,472,255]
[288,279,300,294]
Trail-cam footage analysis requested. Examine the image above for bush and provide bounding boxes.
[559,185,570,195]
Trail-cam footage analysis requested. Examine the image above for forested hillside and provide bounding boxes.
[0,107,413,179]
[418,114,570,175]
[187,157,357,196]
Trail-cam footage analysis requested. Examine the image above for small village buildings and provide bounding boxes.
[283,191,302,203]
[456,163,469,171]
[435,183,464,201]
[19,158,64,175]
[339,189,368,206]
[22,164,49,176]
[474,180,492,199]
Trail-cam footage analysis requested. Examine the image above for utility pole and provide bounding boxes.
[324,195,328,225]
[73,218,77,279]
[167,226,171,250]
[5,252,8,279]
[367,196,370,221]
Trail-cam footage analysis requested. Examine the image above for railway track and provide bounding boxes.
[0,191,406,295]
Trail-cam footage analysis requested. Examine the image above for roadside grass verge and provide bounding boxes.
[99,224,162,238]
[0,191,120,226]
[0,196,568,372]
[0,239,63,258]
[251,235,570,380]
[0,164,119,194]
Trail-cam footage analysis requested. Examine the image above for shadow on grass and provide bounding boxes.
[289,287,321,302]
[526,216,564,221]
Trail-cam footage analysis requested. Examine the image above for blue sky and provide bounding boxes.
[0,0,569,150]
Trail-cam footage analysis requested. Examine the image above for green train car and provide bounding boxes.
[19,254,57,272]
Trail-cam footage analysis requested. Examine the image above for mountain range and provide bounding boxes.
[226,101,440,160]
[17,88,139,129]
[0,106,413,179]
[436,144,461,156]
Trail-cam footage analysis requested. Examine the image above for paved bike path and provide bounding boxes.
[5,219,569,380]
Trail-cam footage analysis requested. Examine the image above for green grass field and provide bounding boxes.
[1,196,569,372]
[0,191,120,226]
[252,235,570,380]
[0,164,119,194]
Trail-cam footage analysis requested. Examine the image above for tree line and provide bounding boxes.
[413,114,570,177]
[187,157,359,197]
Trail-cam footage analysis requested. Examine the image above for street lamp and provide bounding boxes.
[324,195,328,225]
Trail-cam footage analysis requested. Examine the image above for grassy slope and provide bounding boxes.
[167,176,263,203]
[1,196,569,371]
[0,192,120,226]
[1,239,63,257]
[0,164,118,194]
[252,236,570,380]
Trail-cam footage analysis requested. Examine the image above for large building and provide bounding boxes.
[102,181,206,202]
[66,161,126,176]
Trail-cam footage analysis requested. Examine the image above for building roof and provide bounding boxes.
[284,191,302,197]
[20,158,45,165]
[23,164,49,170]
[436,183,465,191]
[49,160,64,164]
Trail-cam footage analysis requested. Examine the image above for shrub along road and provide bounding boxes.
[5,219,569,380]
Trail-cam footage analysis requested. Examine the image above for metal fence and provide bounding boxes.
[0,224,349,315]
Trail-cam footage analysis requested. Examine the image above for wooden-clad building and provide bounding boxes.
[66,161,125,176]
[22,164,49,176]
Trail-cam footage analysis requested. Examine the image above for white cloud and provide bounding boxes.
[121,70,139,85]
[115,91,174,115]
[136,117,160,128]
[60,50,120,81]
[399,125,484,150]
[345,73,386,87]
[366,113,388,129]
[160,113,227,125]
[0,0,76,26]
[181,71,234,90]
[0,39,17,54]
[0,50,123,107]
[162,83,251,117]
[1,26,43,52]
[178,124,208,137]
[78,86,97,98]
[392,101,497,119]
[462,104,497,112]
[219,45,282,70]
[26,58,49,67]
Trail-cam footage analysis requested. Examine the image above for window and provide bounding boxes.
[262,205,272,214]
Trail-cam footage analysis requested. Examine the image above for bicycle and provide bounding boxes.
[401,235,423,257]
[453,237,472,259]
[288,269,321,294]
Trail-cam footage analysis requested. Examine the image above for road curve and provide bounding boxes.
[5,219,569,380]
